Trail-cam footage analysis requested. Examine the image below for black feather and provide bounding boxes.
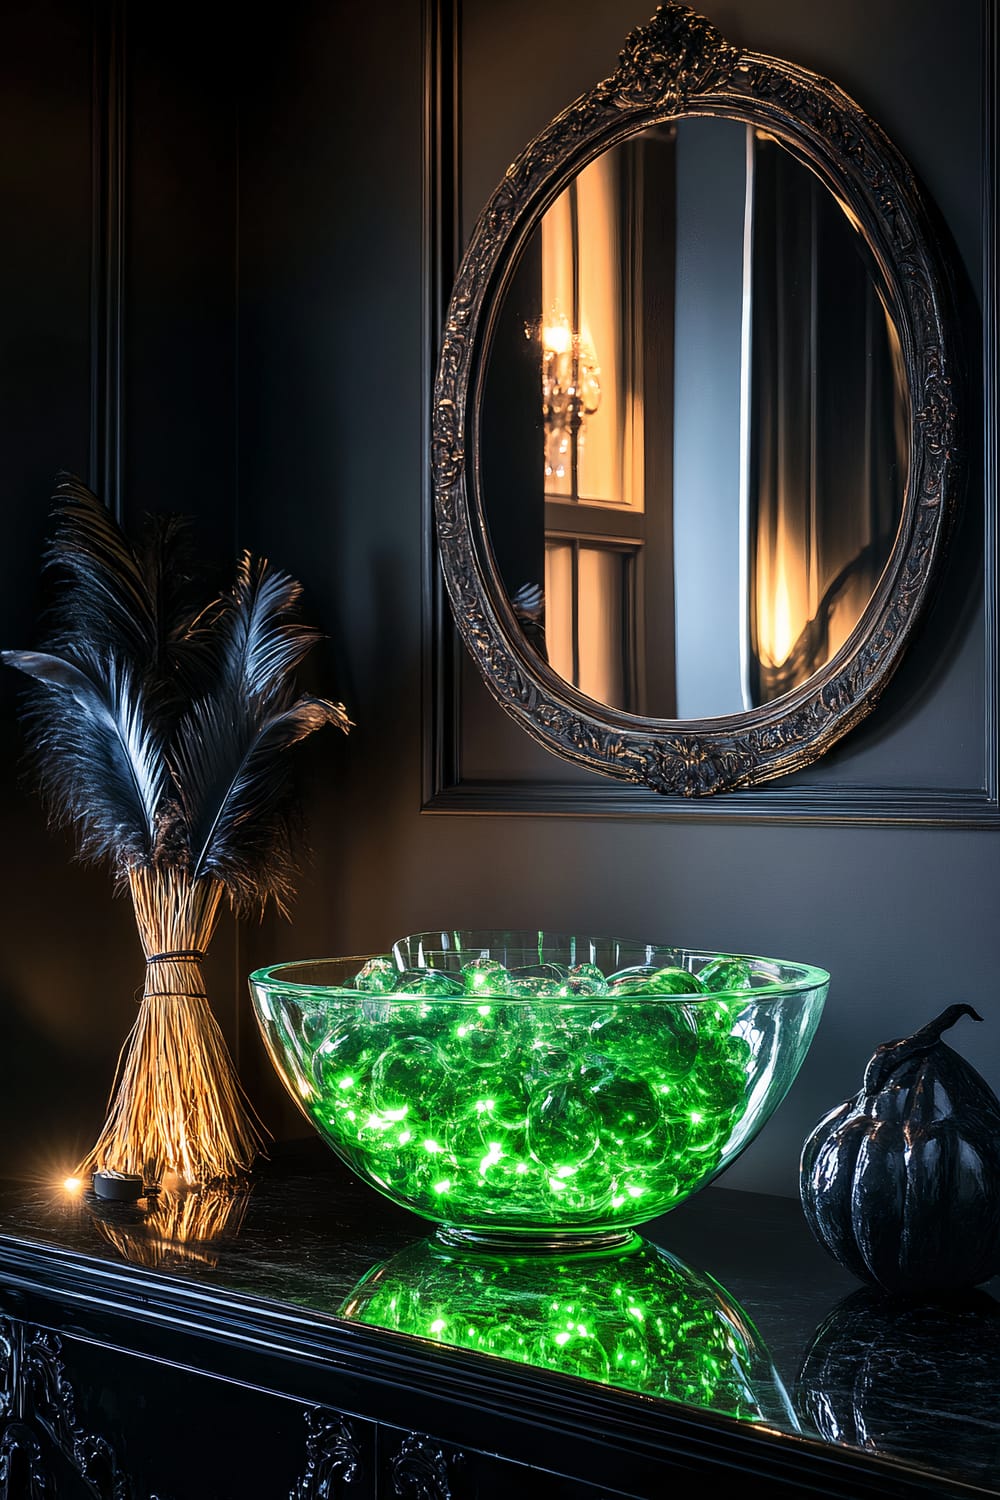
[134,508,221,699]
[40,475,162,668]
[171,690,351,917]
[168,551,351,913]
[212,552,325,702]
[0,646,166,873]
[43,475,215,702]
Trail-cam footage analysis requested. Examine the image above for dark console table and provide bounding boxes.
[0,1141,997,1499]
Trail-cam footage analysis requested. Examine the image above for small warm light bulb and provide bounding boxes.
[542,321,572,356]
[63,1176,83,1193]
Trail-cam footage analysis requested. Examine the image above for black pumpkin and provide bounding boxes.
[799,1004,1000,1298]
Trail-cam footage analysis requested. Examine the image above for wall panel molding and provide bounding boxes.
[984,0,999,812]
[421,0,463,810]
[89,0,125,522]
[420,0,1000,826]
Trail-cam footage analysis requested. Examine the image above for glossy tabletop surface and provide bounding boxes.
[0,1140,997,1498]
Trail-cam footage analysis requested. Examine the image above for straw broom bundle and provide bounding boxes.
[2,475,351,1186]
[82,867,261,1185]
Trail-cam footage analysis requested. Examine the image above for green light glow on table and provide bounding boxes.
[251,943,828,1248]
[340,1235,795,1424]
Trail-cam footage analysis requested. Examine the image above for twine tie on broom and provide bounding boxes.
[146,949,208,963]
[144,949,209,1000]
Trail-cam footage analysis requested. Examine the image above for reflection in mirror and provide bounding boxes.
[482,118,908,720]
[341,1232,798,1423]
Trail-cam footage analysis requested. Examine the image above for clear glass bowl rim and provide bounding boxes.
[248,950,831,1006]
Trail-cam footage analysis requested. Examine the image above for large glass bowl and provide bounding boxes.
[249,935,828,1250]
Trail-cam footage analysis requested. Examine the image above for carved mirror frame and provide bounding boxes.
[431,1,963,797]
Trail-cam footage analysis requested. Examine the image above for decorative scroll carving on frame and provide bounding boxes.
[431,0,963,797]
[388,1432,464,1500]
[0,1317,132,1500]
[0,1421,54,1500]
[290,1408,363,1498]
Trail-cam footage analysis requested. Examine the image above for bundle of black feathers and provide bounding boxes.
[2,474,351,918]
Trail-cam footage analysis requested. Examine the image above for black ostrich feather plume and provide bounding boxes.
[170,552,351,917]
[1,475,351,916]
[4,646,166,869]
[38,473,214,696]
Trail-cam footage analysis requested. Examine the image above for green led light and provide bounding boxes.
[253,945,828,1247]
[340,1235,793,1422]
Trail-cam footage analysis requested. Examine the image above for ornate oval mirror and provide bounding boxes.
[432,2,962,796]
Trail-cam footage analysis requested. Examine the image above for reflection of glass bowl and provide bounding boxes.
[340,1234,798,1425]
[249,938,828,1250]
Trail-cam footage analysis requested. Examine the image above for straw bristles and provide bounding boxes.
[77,867,268,1187]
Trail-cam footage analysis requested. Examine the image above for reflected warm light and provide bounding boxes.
[539,150,638,506]
[542,317,572,356]
[744,129,906,711]
[90,1181,252,1269]
[532,308,603,485]
[758,546,795,668]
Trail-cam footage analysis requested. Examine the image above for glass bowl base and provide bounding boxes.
[434,1224,641,1257]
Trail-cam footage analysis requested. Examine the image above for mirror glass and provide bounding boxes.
[480,117,909,720]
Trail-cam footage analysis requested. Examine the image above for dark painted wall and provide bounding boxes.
[0,1,242,1178]
[0,0,994,1206]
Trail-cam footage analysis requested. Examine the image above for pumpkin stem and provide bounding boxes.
[863,1003,983,1095]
